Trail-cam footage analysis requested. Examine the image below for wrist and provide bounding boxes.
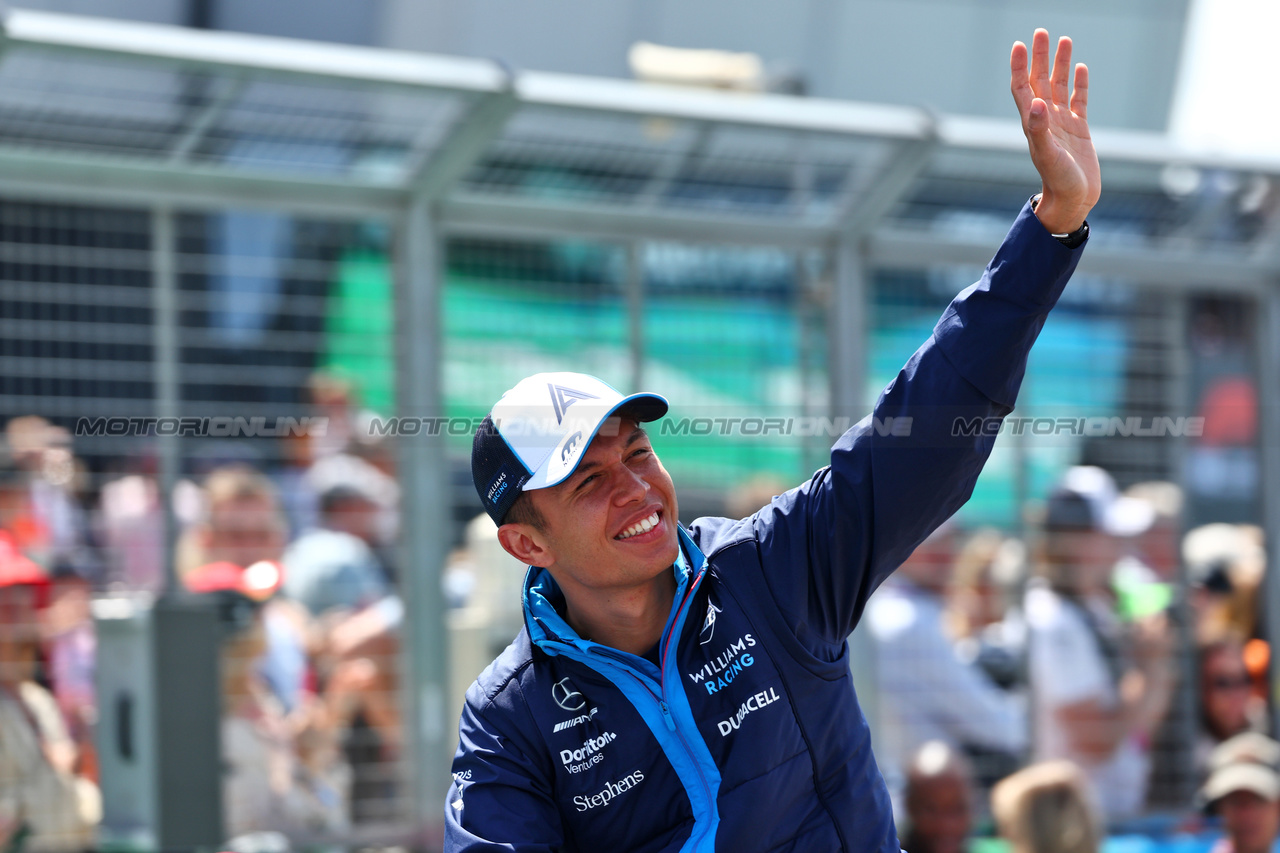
[1032,191,1090,235]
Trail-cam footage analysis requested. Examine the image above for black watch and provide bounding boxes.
[1031,194,1089,248]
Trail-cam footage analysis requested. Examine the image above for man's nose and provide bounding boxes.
[612,464,649,504]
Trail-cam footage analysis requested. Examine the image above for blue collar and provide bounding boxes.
[522,525,704,657]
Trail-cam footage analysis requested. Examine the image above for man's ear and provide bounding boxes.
[497,522,554,568]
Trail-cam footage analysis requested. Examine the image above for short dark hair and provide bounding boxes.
[504,490,546,532]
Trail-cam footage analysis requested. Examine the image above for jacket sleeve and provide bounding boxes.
[747,199,1084,649]
[444,682,564,853]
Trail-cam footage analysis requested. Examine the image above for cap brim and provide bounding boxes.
[1103,496,1156,537]
[1202,764,1280,808]
[523,392,668,491]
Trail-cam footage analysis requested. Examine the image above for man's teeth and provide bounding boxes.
[617,512,660,540]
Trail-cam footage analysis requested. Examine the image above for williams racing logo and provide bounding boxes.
[688,633,757,694]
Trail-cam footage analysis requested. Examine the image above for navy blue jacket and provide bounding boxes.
[445,201,1085,852]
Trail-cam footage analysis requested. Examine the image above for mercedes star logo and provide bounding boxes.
[552,677,586,711]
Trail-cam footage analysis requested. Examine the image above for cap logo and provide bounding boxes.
[486,466,512,505]
[548,383,598,424]
[561,430,583,463]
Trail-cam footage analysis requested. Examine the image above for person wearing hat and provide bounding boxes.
[1202,733,1280,853]
[449,28,1099,853]
[186,557,352,842]
[1024,465,1175,820]
[0,531,100,852]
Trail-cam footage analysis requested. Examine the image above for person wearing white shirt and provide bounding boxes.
[1026,466,1174,821]
[867,524,1027,813]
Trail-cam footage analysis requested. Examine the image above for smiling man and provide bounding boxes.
[448,29,1099,853]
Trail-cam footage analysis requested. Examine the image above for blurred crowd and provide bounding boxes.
[2,371,1278,853]
[0,374,408,851]
[867,463,1278,853]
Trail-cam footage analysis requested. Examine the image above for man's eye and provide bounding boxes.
[630,448,650,459]
[576,474,598,491]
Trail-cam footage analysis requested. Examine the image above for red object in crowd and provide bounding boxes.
[184,559,284,602]
[0,529,48,590]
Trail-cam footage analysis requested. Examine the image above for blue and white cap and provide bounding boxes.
[471,372,668,525]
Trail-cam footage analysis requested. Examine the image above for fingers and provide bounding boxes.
[1070,62,1089,121]
[1029,28,1051,101]
[1010,41,1033,119]
[1051,36,1072,106]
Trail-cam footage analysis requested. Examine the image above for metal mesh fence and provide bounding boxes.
[0,199,414,848]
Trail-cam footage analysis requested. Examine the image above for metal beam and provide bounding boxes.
[0,148,403,219]
[407,86,518,200]
[835,133,937,239]
[1,8,506,95]
[518,70,932,140]
[868,225,1274,293]
[168,74,248,164]
[634,122,711,209]
[441,193,830,249]
[150,207,181,595]
[1259,283,1280,733]
[393,196,452,840]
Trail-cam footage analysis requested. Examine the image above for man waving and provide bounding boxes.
[448,30,1099,852]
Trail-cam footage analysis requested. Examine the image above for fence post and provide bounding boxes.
[1258,283,1280,736]
[833,235,877,735]
[395,194,453,845]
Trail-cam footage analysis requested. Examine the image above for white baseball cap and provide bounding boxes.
[471,372,668,524]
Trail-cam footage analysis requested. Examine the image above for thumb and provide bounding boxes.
[1027,98,1050,137]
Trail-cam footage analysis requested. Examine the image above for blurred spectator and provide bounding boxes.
[283,485,391,617]
[39,569,98,787]
[1197,634,1268,778]
[866,522,1026,811]
[181,465,311,713]
[0,534,100,852]
[1122,481,1183,582]
[1200,733,1280,853]
[282,474,402,826]
[1026,465,1175,821]
[992,761,1100,853]
[4,418,97,579]
[902,741,975,853]
[946,529,1026,690]
[305,452,398,580]
[188,561,349,840]
[1184,524,1266,644]
[96,464,165,594]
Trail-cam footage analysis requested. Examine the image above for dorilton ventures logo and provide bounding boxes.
[574,770,645,812]
[559,731,617,774]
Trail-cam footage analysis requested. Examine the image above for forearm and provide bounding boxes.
[1120,662,1175,739]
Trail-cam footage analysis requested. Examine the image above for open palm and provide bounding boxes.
[1011,30,1101,234]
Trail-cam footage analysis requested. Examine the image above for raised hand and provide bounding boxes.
[1010,30,1101,234]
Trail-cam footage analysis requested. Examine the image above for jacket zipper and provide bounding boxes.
[584,565,715,811]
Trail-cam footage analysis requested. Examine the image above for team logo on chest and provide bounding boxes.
[699,599,722,645]
[553,678,587,711]
[687,632,757,693]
